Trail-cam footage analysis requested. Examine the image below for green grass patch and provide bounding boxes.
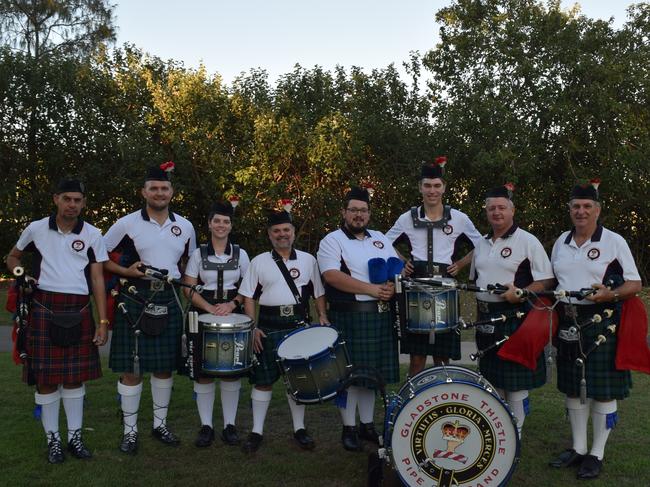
[2,353,649,486]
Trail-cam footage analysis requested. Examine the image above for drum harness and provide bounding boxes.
[410,205,452,277]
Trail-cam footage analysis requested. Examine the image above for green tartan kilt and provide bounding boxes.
[477,308,546,391]
[556,308,632,400]
[329,309,400,385]
[400,330,461,360]
[249,314,303,387]
[109,288,183,374]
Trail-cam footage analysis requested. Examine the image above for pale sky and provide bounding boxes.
[114,1,639,85]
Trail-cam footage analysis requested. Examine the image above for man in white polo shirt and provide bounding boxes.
[470,184,554,439]
[6,178,109,464]
[103,163,196,454]
[549,181,641,480]
[317,186,400,451]
[386,157,482,375]
[238,210,328,453]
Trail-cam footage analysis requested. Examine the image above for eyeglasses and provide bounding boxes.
[346,208,369,215]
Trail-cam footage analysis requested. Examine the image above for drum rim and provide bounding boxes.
[385,379,521,487]
[276,324,339,361]
[198,312,253,326]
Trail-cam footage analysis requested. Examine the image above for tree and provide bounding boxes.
[0,0,115,60]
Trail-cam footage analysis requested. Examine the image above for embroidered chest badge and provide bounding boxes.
[501,247,512,258]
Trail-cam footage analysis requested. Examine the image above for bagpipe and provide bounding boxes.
[6,266,36,365]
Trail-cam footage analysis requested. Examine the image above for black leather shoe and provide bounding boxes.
[242,432,263,453]
[341,426,362,452]
[221,424,240,446]
[359,422,380,444]
[67,430,92,459]
[293,428,315,450]
[194,425,214,447]
[577,455,603,480]
[47,433,65,464]
[151,425,180,446]
[549,448,585,468]
[119,432,138,455]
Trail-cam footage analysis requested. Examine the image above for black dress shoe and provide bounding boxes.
[67,430,92,459]
[549,448,585,468]
[293,428,315,450]
[47,433,65,464]
[577,455,603,480]
[341,426,362,452]
[151,425,180,446]
[359,422,380,444]
[242,432,263,453]
[119,432,138,455]
[221,424,240,446]
[194,425,215,447]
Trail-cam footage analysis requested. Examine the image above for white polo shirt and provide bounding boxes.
[470,225,553,302]
[16,216,108,295]
[185,241,250,291]
[551,225,640,305]
[386,206,482,263]
[239,249,325,306]
[104,208,196,279]
[317,227,399,302]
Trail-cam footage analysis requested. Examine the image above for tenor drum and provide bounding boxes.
[384,366,520,487]
[199,313,254,377]
[276,325,352,404]
[404,280,459,334]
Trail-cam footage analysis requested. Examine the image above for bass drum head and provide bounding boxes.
[400,365,495,396]
[277,325,338,360]
[389,381,519,487]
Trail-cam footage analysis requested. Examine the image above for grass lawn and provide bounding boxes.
[1,352,649,486]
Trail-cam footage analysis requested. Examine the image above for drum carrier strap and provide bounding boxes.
[410,205,452,276]
[271,250,309,322]
[200,243,240,301]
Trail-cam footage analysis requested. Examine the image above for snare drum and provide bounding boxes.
[276,325,352,404]
[384,366,520,487]
[199,313,254,377]
[404,280,459,334]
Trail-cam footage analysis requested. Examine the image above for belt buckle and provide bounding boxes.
[280,305,294,317]
[564,305,577,318]
[150,280,164,292]
[377,301,390,313]
[478,301,490,314]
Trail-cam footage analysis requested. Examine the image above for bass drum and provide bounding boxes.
[384,366,520,487]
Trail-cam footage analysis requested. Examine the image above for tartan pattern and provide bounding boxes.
[556,307,631,400]
[249,314,303,386]
[400,330,461,359]
[25,291,101,385]
[329,309,400,385]
[476,307,546,391]
[109,287,183,373]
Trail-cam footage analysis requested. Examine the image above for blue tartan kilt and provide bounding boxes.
[556,304,632,400]
[329,309,400,385]
[25,291,101,385]
[476,304,546,391]
[109,288,183,374]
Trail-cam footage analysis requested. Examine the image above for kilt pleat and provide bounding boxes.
[25,291,101,385]
[249,314,302,386]
[109,288,182,374]
[329,309,399,385]
[400,330,461,359]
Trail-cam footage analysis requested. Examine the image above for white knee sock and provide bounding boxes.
[194,381,215,428]
[286,393,306,432]
[35,389,61,441]
[506,390,529,438]
[151,376,173,429]
[339,386,360,427]
[220,379,241,428]
[591,400,617,460]
[118,381,142,434]
[61,385,85,441]
[357,387,376,424]
[251,388,272,435]
[566,396,590,455]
